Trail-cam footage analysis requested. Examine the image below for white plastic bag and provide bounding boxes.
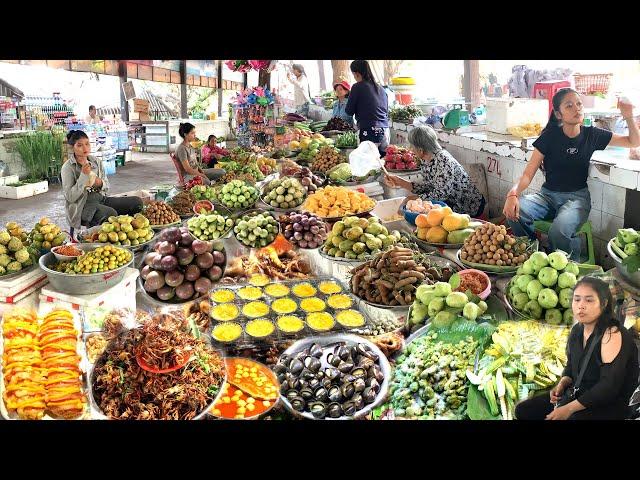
[349,141,382,177]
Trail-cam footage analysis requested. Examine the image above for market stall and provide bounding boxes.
[2,99,639,422]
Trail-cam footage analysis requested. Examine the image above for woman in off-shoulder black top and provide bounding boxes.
[515,277,639,420]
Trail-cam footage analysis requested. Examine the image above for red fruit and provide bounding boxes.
[402,153,413,162]
[396,162,406,170]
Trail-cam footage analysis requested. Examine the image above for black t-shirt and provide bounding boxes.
[532,125,613,192]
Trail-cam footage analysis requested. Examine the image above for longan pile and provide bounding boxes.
[460,223,529,267]
[312,146,344,173]
[143,201,180,226]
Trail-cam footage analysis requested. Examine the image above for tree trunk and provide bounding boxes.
[258,69,271,89]
[331,60,351,84]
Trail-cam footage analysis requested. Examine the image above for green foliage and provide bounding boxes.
[14,131,64,181]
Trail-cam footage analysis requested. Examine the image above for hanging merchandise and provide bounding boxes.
[233,87,277,147]
[225,60,253,73]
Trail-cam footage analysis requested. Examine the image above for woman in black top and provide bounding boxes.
[503,88,640,261]
[344,60,390,156]
[515,276,639,420]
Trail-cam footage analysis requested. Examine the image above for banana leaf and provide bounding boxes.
[466,385,501,420]
[425,318,496,347]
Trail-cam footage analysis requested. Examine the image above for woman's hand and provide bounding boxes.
[545,405,572,420]
[94,177,103,188]
[81,162,92,175]
[619,98,634,119]
[383,174,411,190]
[502,195,520,220]
[550,384,566,404]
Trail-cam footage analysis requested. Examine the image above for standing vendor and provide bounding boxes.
[331,80,354,127]
[61,130,143,230]
[503,88,640,261]
[287,64,311,117]
[174,123,224,184]
[345,60,390,155]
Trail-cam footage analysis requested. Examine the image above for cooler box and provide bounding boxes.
[102,159,116,176]
[38,267,139,332]
[532,80,572,115]
[486,98,549,135]
[0,266,48,315]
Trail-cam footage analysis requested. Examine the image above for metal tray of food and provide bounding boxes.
[277,334,391,420]
[0,310,90,420]
[317,247,366,266]
[0,263,39,281]
[39,243,134,295]
[87,325,226,420]
[208,276,372,348]
[258,195,303,213]
[304,204,377,223]
[149,220,182,231]
[79,226,157,253]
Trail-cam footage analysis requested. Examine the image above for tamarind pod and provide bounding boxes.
[389,298,399,306]
[399,270,425,280]
[396,292,407,305]
[395,276,418,288]
[376,279,395,290]
[404,291,413,303]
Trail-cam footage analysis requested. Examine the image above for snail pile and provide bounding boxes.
[275,341,385,419]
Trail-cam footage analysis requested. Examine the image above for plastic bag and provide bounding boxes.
[349,141,382,176]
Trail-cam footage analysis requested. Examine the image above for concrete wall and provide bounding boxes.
[0,137,29,179]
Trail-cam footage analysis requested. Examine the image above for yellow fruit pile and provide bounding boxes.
[415,205,474,244]
[302,186,375,219]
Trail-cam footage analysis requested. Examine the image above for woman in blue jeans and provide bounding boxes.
[503,88,640,261]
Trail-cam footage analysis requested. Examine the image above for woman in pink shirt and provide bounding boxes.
[201,135,221,166]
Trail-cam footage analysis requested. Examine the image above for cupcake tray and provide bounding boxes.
[207,276,373,348]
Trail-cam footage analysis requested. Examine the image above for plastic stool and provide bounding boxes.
[533,219,595,265]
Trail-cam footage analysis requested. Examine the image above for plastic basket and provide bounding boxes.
[573,73,613,95]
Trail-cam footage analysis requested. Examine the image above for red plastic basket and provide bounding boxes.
[573,73,613,95]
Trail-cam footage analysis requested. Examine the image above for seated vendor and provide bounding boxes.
[331,80,354,127]
[201,135,223,166]
[383,125,486,217]
[61,130,143,229]
[515,276,638,420]
[503,88,640,261]
[175,123,225,184]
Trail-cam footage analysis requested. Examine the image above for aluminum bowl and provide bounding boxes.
[39,243,133,295]
[607,239,640,288]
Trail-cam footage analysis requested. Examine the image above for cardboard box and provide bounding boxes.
[133,98,150,113]
[129,111,151,121]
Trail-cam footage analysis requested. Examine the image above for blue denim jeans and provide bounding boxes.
[507,187,591,261]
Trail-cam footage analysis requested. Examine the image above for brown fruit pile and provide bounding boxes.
[143,201,180,226]
[312,146,344,173]
[460,223,529,267]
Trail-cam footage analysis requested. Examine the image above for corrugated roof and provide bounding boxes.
[0,78,24,99]
[97,88,178,117]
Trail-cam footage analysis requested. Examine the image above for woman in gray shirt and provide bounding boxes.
[175,123,224,184]
[61,130,143,230]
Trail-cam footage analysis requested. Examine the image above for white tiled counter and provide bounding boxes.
[389,123,640,266]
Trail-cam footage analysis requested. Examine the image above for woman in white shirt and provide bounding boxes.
[287,64,311,117]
